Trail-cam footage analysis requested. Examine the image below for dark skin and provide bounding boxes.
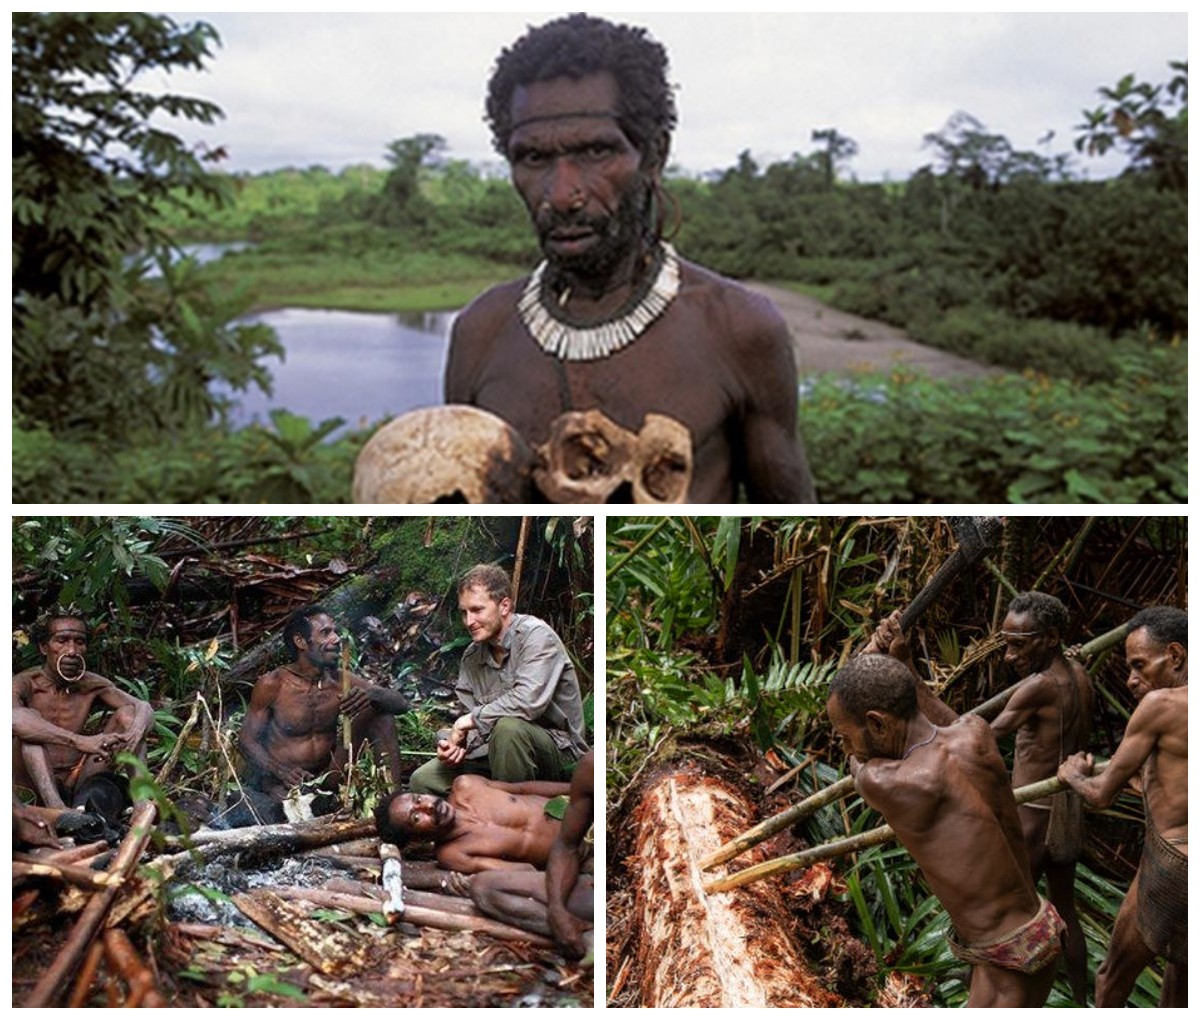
[1058,625,1187,1007]
[238,613,408,801]
[12,617,153,809]
[990,609,1093,1003]
[829,659,1056,1007]
[544,748,594,957]
[445,71,815,503]
[384,774,569,874]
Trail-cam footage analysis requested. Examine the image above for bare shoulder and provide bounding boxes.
[1134,685,1188,726]
[450,279,525,348]
[251,668,287,695]
[678,258,790,347]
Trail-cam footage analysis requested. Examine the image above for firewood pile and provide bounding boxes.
[12,810,593,1007]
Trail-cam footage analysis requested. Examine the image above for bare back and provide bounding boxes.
[857,714,1041,944]
[445,260,813,502]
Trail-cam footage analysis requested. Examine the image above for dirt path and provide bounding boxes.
[745,282,997,380]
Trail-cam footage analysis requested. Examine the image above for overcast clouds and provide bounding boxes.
[158,10,1187,181]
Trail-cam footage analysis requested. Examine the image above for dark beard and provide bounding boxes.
[536,181,650,281]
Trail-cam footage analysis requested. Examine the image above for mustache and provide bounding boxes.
[536,208,611,236]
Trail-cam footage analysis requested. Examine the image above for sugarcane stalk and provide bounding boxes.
[340,644,353,809]
[703,764,1106,894]
[699,623,1129,872]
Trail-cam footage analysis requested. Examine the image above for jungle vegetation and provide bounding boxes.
[606,515,1185,1007]
[12,514,594,809]
[12,13,1187,503]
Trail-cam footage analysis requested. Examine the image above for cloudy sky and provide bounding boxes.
[158,9,1186,181]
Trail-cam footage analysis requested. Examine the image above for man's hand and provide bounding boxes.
[76,732,121,761]
[275,762,313,789]
[548,903,591,960]
[863,610,912,664]
[1058,751,1095,787]
[444,871,474,897]
[340,686,374,720]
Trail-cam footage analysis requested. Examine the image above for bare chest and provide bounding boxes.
[270,677,342,737]
[27,686,102,733]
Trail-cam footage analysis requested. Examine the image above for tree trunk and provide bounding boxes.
[628,757,839,1008]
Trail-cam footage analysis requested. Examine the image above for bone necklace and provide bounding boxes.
[518,242,681,361]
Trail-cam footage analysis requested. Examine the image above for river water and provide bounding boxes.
[219,307,457,432]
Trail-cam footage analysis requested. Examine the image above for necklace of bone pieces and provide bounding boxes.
[518,241,680,361]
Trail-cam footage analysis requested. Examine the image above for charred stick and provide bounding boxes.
[67,939,106,1008]
[22,801,158,1008]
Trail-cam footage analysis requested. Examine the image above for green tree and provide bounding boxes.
[12,13,281,500]
[811,127,858,188]
[1076,61,1187,190]
[375,133,446,227]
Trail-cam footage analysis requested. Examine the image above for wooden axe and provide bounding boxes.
[897,516,1004,633]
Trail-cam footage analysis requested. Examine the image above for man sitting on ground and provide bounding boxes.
[235,605,409,824]
[13,608,153,823]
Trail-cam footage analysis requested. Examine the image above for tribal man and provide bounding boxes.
[445,14,815,502]
[1058,605,1187,1007]
[828,654,1062,1007]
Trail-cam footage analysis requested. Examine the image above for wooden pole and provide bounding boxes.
[703,765,1107,894]
[340,644,353,809]
[512,515,531,607]
[699,623,1129,872]
[22,801,158,1008]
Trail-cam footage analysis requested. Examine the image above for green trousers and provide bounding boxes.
[408,717,573,796]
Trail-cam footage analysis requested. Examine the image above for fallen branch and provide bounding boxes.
[262,884,556,948]
[22,801,158,1008]
[103,928,167,1007]
[12,857,122,892]
[703,765,1108,894]
[700,623,1129,872]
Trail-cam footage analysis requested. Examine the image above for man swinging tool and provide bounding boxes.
[827,653,1062,1007]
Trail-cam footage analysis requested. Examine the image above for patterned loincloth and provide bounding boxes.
[1136,815,1188,964]
[948,897,1065,974]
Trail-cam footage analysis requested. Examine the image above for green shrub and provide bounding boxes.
[800,343,1186,503]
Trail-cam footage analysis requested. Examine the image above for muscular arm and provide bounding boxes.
[734,308,816,502]
[476,778,572,798]
[989,677,1045,741]
[547,751,593,956]
[12,679,109,755]
[863,610,958,727]
[438,841,538,875]
[1058,690,1171,809]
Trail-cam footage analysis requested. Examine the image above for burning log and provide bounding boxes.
[158,816,376,870]
[22,801,158,1008]
[626,758,839,1007]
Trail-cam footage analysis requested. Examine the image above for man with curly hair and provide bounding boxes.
[1058,605,1187,1007]
[445,13,815,503]
[827,653,1062,1007]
